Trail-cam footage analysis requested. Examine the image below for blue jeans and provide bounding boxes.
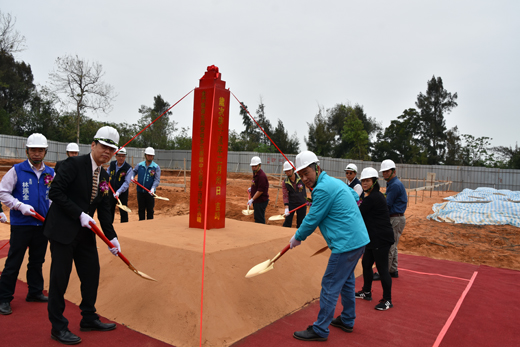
[313,246,365,337]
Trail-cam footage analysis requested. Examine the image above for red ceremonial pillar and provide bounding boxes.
[189,66,230,229]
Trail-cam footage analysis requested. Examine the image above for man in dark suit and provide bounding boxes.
[44,126,122,345]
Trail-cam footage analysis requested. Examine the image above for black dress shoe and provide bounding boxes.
[293,325,327,341]
[51,329,82,345]
[373,272,381,281]
[0,302,12,315]
[390,271,399,278]
[80,319,116,332]
[26,293,49,302]
[330,316,353,333]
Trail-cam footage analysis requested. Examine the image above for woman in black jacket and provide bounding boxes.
[355,167,395,310]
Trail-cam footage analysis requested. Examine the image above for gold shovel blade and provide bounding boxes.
[153,194,170,201]
[117,202,132,213]
[128,264,157,281]
[242,205,254,216]
[268,214,285,221]
[245,259,272,278]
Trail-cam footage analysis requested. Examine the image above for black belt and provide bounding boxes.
[389,213,404,217]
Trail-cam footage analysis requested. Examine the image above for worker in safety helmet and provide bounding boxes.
[109,147,133,223]
[372,159,407,281]
[281,160,308,228]
[133,147,161,221]
[55,142,80,174]
[43,126,121,344]
[0,133,54,315]
[345,163,362,197]
[289,151,369,341]
[248,156,270,224]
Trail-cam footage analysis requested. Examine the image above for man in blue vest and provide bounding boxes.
[345,163,362,197]
[289,151,369,341]
[133,147,161,221]
[0,133,54,315]
[281,160,307,228]
[109,147,133,223]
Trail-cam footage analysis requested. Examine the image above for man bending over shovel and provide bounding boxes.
[289,151,369,342]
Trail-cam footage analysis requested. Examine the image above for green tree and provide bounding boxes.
[0,11,26,55]
[459,135,495,167]
[136,95,176,149]
[173,127,192,150]
[415,76,458,164]
[305,107,335,157]
[341,113,368,160]
[49,54,116,143]
[270,119,299,154]
[445,126,462,165]
[493,144,520,169]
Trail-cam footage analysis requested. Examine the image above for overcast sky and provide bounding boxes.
[4,1,519,151]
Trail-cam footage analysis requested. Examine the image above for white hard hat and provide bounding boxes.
[283,160,295,171]
[295,151,320,172]
[118,147,127,155]
[380,159,396,172]
[345,163,357,172]
[144,147,155,156]
[250,156,261,166]
[94,126,119,149]
[66,143,79,152]
[360,167,379,180]
[26,133,48,148]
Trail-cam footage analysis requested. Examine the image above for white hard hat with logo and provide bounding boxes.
[345,163,358,172]
[380,159,396,172]
[295,151,320,172]
[250,156,261,166]
[26,133,48,148]
[66,143,79,152]
[360,167,379,180]
[118,147,127,155]
[283,160,295,171]
[144,147,155,156]
[94,126,119,150]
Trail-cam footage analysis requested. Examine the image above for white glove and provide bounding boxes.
[284,207,290,216]
[0,212,7,223]
[247,187,252,193]
[149,187,155,195]
[109,237,121,256]
[289,234,301,249]
[79,212,96,229]
[248,198,254,206]
[113,192,120,199]
[17,203,35,216]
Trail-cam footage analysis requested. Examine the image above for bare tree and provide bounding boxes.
[48,55,116,143]
[0,11,27,54]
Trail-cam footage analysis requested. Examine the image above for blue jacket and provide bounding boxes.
[386,176,407,214]
[295,171,369,254]
[133,161,161,193]
[10,160,54,226]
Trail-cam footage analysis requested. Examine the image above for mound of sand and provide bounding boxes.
[8,215,360,347]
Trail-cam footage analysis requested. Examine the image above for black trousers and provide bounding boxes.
[253,200,269,224]
[361,245,392,301]
[137,191,155,220]
[48,229,100,331]
[109,190,129,223]
[0,225,47,302]
[283,202,307,228]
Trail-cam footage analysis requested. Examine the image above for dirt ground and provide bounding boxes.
[1,157,519,272]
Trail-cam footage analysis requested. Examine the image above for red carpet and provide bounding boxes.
[0,240,173,347]
[1,239,518,347]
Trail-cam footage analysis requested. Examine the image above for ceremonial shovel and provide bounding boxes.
[245,244,290,278]
[131,179,169,201]
[32,212,157,282]
[268,202,307,221]
[108,183,132,213]
[242,191,254,216]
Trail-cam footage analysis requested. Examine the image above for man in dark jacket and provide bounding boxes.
[44,126,122,345]
[281,160,307,228]
[109,147,133,223]
[248,156,269,224]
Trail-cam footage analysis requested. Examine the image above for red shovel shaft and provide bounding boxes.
[108,183,122,203]
[131,179,151,193]
[287,203,307,215]
[275,244,291,263]
[88,221,131,266]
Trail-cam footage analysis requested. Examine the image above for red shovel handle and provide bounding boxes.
[33,211,45,223]
[88,221,131,266]
[288,203,307,215]
[108,183,121,202]
[131,179,151,193]
[272,244,291,264]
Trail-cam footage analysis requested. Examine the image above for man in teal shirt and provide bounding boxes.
[289,151,369,341]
